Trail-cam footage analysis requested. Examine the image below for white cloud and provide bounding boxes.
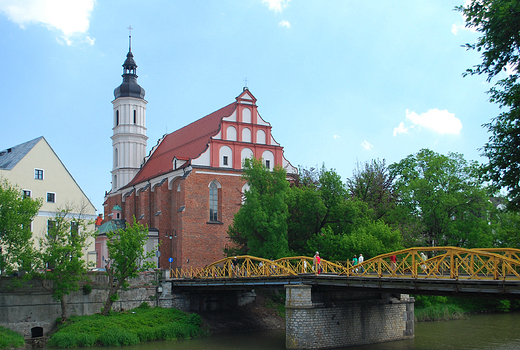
[393,122,409,136]
[333,135,340,140]
[262,0,290,13]
[361,140,373,150]
[400,109,462,135]
[279,20,291,28]
[0,0,95,45]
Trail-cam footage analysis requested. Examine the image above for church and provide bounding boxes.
[102,37,297,270]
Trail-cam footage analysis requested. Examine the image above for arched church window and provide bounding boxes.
[133,110,136,124]
[209,180,221,222]
[114,148,118,167]
[116,110,119,126]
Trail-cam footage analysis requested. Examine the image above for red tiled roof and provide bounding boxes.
[125,102,237,187]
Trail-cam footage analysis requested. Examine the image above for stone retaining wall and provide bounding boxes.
[0,272,160,338]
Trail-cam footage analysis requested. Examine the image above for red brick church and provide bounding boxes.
[102,38,297,269]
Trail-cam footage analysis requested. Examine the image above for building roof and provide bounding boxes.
[124,102,237,188]
[0,136,43,170]
[97,219,126,235]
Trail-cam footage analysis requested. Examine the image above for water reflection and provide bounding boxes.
[44,312,520,350]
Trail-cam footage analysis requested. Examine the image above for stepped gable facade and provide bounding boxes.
[104,39,297,270]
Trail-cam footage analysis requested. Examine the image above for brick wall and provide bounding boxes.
[103,167,245,270]
[285,285,414,349]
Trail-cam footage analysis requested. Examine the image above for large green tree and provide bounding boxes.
[286,166,353,255]
[389,149,494,248]
[102,217,156,315]
[0,178,41,275]
[457,0,520,211]
[227,158,289,259]
[39,207,95,319]
[346,159,397,222]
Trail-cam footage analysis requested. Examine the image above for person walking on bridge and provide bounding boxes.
[358,254,364,273]
[313,252,322,275]
[352,255,358,273]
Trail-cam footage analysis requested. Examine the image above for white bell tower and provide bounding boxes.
[111,28,148,192]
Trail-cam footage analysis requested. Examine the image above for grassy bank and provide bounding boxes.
[0,326,25,350]
[47,303,202,348]
[414,295,520,322]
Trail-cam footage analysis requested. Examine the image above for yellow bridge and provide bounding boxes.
[170,247,520,281]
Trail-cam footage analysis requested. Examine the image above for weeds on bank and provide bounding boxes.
[0,326,25,350]
[47,303,202,348]
[264,290,286,318]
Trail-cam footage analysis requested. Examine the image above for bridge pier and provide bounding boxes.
[285,284,414,349]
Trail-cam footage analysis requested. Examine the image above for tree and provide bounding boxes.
[346,159,397,222]
[306,199,402,262]
[286,165,352,255]
[389,149,494,248]
[39,207,95,319]
[0,178,41,275]
[457,0,520,211]
[102,217,156,315]
[226,158,289,259]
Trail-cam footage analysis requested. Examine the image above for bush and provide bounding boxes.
[0,326,25,350]
[82,283,92,295]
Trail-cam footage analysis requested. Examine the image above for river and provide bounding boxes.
[45,312,520,350]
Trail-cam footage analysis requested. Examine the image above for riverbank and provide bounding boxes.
[44,303,202,348]
[0,326,25,350]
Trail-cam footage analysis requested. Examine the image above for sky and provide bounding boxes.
[0,0,503,213]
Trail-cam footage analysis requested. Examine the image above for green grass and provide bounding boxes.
[47,304,202,348]
[0,326,25,350]
[415,303,466,321]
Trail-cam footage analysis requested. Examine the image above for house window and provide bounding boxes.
[35,169,44,180]
[47,192,56,203]
[265,160,270,169]
[47,220,56,238]
[23,190,31,198]
[71,221,79,236]
[223,156,228,166]
[209,182,219,222]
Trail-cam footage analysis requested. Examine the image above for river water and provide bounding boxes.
[47,312,520,350]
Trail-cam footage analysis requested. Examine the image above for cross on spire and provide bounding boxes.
[127,25,133,51]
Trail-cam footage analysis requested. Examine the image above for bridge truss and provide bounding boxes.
[170,247,520,281]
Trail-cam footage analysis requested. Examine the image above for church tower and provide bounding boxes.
[111,31,148,192]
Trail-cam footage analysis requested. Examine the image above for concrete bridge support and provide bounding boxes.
[285,284,414,349]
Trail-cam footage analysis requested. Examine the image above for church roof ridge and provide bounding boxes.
[123,101,237,188]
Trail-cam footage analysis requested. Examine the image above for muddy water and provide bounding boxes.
[45,312,520,350]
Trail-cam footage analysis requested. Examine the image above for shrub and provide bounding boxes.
[82,283,92,295]
[138,302,150,309]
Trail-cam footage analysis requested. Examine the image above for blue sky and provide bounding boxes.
[0,0,501,213]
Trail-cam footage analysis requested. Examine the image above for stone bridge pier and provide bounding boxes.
[285,284,414,349]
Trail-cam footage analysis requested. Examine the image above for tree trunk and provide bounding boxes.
[60,295,68,319]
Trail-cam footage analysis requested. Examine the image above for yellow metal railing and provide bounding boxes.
[170,247,520,281]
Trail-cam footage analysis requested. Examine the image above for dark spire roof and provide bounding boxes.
[114,34,145,99]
